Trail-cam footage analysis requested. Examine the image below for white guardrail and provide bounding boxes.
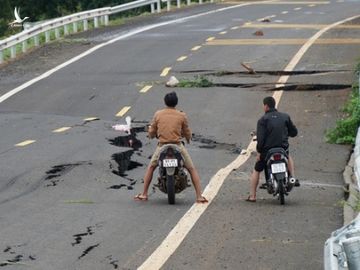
[324,75,360,270]
[0,0,212,64]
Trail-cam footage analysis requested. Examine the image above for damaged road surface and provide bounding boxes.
[0,1,359,269]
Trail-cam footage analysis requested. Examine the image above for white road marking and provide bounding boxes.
[177,56,188,61]
[0,1,265,104]
[53,127,71,133]
[191,45,202,51]
[15,140,36,147]
[282,11,289,14]
[137,14,360,270]
[83,117,99,121]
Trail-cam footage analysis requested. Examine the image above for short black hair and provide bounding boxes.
[164,92,178,107]
[263,96,276,108]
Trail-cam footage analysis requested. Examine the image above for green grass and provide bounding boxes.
[178,75,214,88]
[326,64,360,145]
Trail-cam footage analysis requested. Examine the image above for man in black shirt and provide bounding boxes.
[246,96,298,202]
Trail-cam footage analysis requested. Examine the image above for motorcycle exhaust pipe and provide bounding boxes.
[289,177,296,184]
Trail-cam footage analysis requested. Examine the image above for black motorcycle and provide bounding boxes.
[156,144,189,204]
[264,148,296,205]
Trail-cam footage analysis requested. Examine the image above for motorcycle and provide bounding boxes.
[155,144,190,204]
[264,147,296,205]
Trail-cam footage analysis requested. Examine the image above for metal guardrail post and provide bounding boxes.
[94,17,99,28]
[166,0,171,11]
[187,0,191,6]
[10,46,16,59]
[151,3,155,13]
[83,20,88,31]
[343,236,360,269]
[45,31,51,43]
[157,0,161,12]
[64,25,69,36]
[177,0,181,8]
[55,28,60,39]
[22,41,27,53]
[73,22,78,33]
[104,15,109,26]
[34,36,39,47]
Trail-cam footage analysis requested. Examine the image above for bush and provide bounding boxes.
[326,75,360,144]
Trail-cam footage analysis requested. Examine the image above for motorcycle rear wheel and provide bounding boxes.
[167,175,175,204]
[279,181,285,205]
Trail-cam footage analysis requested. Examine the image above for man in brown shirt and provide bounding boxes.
[134,92,208,203]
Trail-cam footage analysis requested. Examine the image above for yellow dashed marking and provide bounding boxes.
[308,4,316,7]
[294,7,302,10]
[140,85,153,93]
[177,56,188,61]
[206,38,360,45]
[160,67,172,77]
[15,140,36,147]
[219,31,227,35]
[191,46,202,51]
[282,11,289,14]
[206,37,215,41]
[116,106,131,117]
[53,127,71,133]
[231,26,239,30]
[242,23,360,29]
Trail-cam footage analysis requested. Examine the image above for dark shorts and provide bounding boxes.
[254,148,289,172]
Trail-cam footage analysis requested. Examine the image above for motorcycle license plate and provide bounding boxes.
[271,163,286,173]
[163,159,178,168]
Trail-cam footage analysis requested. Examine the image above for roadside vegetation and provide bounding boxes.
[326,63,360,145]
[178,76,214,88]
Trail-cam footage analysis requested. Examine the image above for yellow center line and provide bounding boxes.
[308,4,316,7]
[282,11,288,14]
[140,85,153,93]
[206,37,215,41]
[294,7,302,10]
[15,140,36,147]
[116,106,131,117]
[206,38,360,45]
[177,56,188,61]
[219,31,227,35]
[160,67,172,77]
[191,45,202,51]
[231,26,239,30]
[53,127,71,133]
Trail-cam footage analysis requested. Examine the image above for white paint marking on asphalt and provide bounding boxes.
[177,56,188,61]
[83,117,99,122]
[191,45,202,51]
[0,1,268,104]
[294,7,302,10]
[15,140,36,147]
[160,67,172,77]
[137,14,360,270]
[53,127,71,133]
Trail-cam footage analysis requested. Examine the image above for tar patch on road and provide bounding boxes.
[0,244,36,267]
[45,162,92,187]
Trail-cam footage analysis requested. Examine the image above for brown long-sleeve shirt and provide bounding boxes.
[148,107,192,144]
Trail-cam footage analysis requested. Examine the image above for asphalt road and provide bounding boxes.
[0,1,359,269]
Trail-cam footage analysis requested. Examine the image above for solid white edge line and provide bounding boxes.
[0,0,273,104]
[137,14,360,270]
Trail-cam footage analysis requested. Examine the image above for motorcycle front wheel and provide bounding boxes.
[167,175,175,204]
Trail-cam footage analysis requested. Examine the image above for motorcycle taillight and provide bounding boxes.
[273,154,282,161]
